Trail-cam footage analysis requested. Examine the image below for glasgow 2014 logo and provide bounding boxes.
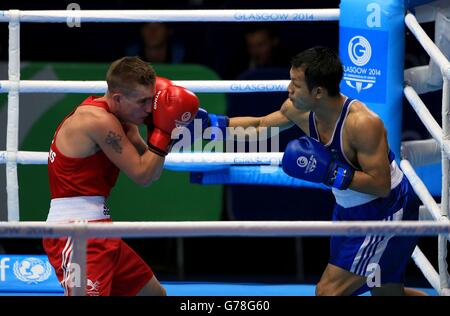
[344,35,380,93]
[348,36,372,67]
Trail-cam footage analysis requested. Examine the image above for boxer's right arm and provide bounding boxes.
[89,113,165,186]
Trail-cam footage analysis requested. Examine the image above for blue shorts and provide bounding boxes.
[329,176,419,289]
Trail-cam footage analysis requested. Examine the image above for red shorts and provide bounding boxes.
[43,221,154,296]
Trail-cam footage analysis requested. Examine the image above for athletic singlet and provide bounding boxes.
[48,96,127,199]
[308,96,403,208]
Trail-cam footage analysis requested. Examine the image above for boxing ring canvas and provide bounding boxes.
[0,254,440,296]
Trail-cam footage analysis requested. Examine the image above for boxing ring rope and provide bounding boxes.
[4,221,450,238]
[405,13,450,80]
[404,11,450,294]
[0,80,290,94]
[404,86,450,155]
[0,149,442,219]
[401,160,443,223]
[0,151,284,166]
[0,9,340,23]
[412,247,440,294]
[1,220,450,296]
[1,7,449,296]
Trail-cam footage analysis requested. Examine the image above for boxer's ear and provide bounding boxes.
[312,86,325,99]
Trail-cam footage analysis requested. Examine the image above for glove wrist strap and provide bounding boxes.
[328,165,354,190]
[147,144,167,157]
[148,129,172,156]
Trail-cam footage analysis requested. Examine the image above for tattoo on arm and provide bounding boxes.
[105,131,123,154]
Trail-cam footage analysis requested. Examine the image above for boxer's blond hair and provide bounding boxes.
[106,56,156,96]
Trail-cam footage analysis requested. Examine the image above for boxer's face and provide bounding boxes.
[288,66,315,112]
[118,84,154,124]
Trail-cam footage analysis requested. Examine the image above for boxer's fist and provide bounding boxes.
[155,76,173,91]
[147,86,199,156]
[282,136,354,190]
[186,107,229,142]
[143,77,173,126]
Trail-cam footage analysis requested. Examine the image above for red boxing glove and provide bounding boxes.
[144,76,173,127]
[148,86,199,156]
[155,76,173,91]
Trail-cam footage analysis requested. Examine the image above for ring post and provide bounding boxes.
[6,10,21,221]
[339,0,404,159]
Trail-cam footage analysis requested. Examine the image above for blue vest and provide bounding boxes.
[308,97,395,169]
[308,96,402,208]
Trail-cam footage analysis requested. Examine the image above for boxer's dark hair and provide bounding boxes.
[291,46,343,97]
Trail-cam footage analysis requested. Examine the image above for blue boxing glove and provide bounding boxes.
[282,136,354,190]
[186,107,229,141]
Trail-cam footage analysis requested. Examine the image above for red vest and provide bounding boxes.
[48,96,126,199]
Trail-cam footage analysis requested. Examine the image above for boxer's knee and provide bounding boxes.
[315,279,341,296]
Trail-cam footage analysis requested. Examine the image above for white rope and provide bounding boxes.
[401,139,441,167]
[0,80,290,93]
[14,151,47,165]
[405,13,450,80]
[167,152,282,166]
[401,160,443,222]
[0,9,340,23]
[1,221,450,238]
[0,148,446,171]
[403,86,450,158]
[406,12,450,293]
[0,151,48,165]
[402,159,450,292]
[0,151,284,167]
[420,204,442,221]
[412,246,441,294]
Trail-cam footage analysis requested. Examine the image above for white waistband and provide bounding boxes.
[390,160,404,190]
[332,160,404,208]
[47,196,110,223]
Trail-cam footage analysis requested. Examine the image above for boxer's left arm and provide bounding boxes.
[282,136,354,190]
[347,113,391,197]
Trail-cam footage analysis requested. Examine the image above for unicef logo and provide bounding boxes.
[296,156,308,168]
[13,257,52,284]
[348,36,371,66]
